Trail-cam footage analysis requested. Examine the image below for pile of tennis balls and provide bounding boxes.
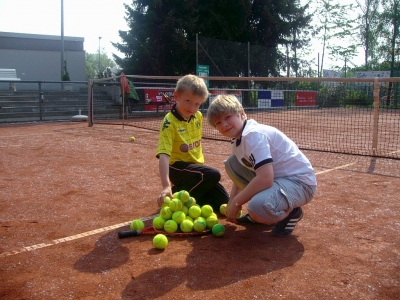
[131,190,226,250]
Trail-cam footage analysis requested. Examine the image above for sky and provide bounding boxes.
[0,0,130,58]
[0,0,363,71]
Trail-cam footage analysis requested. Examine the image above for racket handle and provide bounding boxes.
[118,230,141,238]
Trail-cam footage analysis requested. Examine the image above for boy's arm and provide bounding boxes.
[157,153,173,207]
[226,164,274,222]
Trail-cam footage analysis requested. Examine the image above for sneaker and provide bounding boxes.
[236,213,256,224]
[272,207,303,237]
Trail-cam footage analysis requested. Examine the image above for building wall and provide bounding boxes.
[0,32,86,90]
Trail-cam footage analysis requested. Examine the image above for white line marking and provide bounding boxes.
[0,214,158,258]
[316,163,356,175]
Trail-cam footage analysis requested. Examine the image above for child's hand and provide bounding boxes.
[157,187,173,207]
[226,200,241,223]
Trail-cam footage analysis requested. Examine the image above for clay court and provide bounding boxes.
[1,122,399,299]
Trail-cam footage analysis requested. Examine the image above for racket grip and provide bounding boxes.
[118,230,141,238]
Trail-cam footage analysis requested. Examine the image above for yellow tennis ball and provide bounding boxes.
[206,215,219,229]
[130,136,135,141]
[236,209,242,218]
[153,234,168,249]
[130,219,145,230]
[169,199,183,212]
[193,218,207,232]
[220,204,227,216]
[184,197,196,207]
[201,205,213,218]
[153,216,166,230]
[180,219,194,233]
[181,205,188,216]
[172,211,186,224]
[188,205,201,219]
[177,190,190,203]
[164,220,178,233]
[186,215,193,222]
[164,196,172,204]
[160,206,173,220]
[212,224,225,237]
[172,192,179,199]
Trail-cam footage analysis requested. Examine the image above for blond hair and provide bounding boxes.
[175,74,209,100]
[207,94,246,128]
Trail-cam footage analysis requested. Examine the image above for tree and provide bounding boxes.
[280,0,314,77]
[112,0,312,77]
[312,0,358,76]
[355,0,381,70]
[85,50,117,80]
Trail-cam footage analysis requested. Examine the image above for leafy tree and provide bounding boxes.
[85,50,116,80]
[312,0,358,76]
[356,0,381,70]
[112,0,312,77]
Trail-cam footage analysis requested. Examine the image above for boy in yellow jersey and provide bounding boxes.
[156,75,229,211]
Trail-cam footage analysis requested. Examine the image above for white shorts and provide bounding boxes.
[224,155,316,222]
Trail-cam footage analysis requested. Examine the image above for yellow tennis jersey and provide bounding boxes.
[156,108,204,165]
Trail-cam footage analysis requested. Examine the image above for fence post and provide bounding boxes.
[87,80,93,127]
[372,77,380,155]
[39,82,44,121]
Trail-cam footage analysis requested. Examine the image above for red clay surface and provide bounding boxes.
[1,122,399,299]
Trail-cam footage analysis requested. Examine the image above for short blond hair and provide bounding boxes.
[175,74,209,100]
[207,94,246,128]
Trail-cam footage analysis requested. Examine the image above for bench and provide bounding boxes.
[0,69,21,91]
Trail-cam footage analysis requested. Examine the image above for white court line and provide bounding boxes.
[1,163,356,259]
[315,163,356,175]
[0,214,158,258]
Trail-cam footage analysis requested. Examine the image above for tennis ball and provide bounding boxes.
[173,192,179,199]
[164,196,172,205]
[164,220,178,233]
[153,216,166,230]
[201,205,213,218]
[181,205,188,216]
[206,215,219,228]
[169,199,183,212]
[236,209,242,218]
[172,211,186,224]
[153,234,168,249]
[193,218,207,232]
[220,204,227,216]
[160,206,173,220]
[184,197,196,207]
[130,219,145,230]
[212,224,225,237]
[180,219,194,232]
[186,216,193,223]
[188,205,201,219]
[177,190,190,203]
[130,136,135,141]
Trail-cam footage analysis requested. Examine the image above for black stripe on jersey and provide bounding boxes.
[254,158,273,170]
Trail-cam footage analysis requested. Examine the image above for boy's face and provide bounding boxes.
[173,90,204,120]
[213,111,246,139]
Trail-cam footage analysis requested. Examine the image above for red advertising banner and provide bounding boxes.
[144,89,175,111]
[295,91,317,106]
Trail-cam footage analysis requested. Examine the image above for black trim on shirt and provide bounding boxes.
[254,158,273,170]
[235,120,247,147]
[171,103,195,122]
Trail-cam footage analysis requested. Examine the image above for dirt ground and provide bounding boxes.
[0,122,399,300]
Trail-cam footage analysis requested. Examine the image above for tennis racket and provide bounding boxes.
[118,225,211,239]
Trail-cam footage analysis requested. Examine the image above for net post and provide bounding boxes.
[372,77,380,154]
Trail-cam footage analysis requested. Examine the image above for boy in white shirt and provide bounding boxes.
[207,94,317,236]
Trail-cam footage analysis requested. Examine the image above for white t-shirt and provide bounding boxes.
[231,119,317,186]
